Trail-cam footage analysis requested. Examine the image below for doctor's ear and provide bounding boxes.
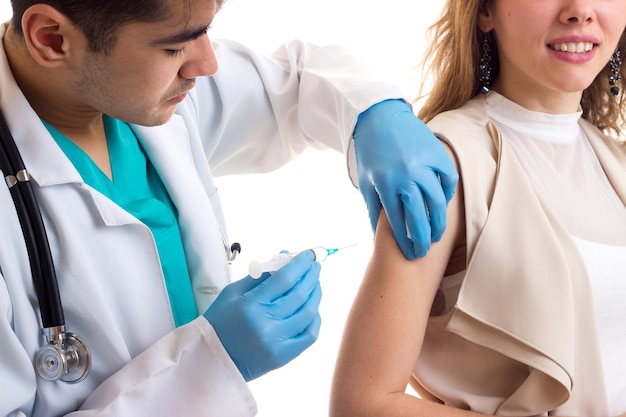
[21,4,84,68]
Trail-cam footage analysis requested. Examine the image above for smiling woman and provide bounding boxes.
[330,0,626,415]
[0,2,445,416]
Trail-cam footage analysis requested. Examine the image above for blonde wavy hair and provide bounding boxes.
[416,0,626,137]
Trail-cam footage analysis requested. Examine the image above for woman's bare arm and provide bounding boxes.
[329,142,480,417]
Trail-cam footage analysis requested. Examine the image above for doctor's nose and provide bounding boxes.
[179,34,219,79]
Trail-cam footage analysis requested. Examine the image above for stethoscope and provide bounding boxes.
[0,109,91,383]
[0,108,242,384]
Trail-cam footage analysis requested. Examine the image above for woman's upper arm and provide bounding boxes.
[330,141,464,416]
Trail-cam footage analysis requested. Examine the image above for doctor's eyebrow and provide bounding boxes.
[150,24,212,46]
[150,0,224,46]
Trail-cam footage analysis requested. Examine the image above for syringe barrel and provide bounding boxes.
[310,247,328,262]
[248,253,294,279]
[248,247,330,279]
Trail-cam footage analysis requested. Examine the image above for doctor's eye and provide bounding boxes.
[165,48,185,57]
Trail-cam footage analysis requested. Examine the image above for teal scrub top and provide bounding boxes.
[44,116,197,327]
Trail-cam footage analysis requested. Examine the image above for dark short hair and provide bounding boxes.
[10,0,173,53]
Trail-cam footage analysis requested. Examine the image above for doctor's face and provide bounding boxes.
[481,0,626,113]
[71,0,220,126]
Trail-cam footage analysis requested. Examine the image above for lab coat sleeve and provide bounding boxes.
[191,39,406,179]
[70,318,256,417]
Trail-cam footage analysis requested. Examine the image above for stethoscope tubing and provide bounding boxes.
[0,110,65,329]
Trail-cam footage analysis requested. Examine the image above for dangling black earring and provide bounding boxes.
[479,32,493,94]
[609,49,622,97]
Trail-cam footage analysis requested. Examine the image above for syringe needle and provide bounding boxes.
[325,243,359,256]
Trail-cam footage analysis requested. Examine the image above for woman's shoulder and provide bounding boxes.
[426,96,498,163]
[427,96,490,135]
[427,96,497,153]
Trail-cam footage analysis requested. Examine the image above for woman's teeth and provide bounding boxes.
[550,42,594,53]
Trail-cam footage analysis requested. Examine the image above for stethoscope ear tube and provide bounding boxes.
[0,110,90,383]
[0,110,65,328]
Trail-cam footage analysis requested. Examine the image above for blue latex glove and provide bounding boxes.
[203,250,322,382]
[353,99,458,259]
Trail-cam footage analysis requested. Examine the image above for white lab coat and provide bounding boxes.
[0,25,404,417]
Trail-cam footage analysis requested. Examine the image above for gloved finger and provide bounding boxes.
[267,261,321,319]
[432,135,460,204]
[254,283,322,372]
[286,310,322,355]
[357,176,383,234]
[253,250,316,301]
[438,167,459,204]
[275,282,322,344]
[265,311,323,372]
[377,181,417,260]
[399,185,431,258]
[417,174,449,243]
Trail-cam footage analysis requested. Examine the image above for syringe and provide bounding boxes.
[248,244,356,279]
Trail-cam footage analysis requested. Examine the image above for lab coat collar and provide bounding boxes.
[0,26,83,188]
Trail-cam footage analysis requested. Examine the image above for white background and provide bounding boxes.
[0,1,445,415]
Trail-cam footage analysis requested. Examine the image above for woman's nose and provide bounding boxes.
[560,0,594,25]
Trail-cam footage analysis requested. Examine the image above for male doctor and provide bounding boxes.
[0,0,457,415]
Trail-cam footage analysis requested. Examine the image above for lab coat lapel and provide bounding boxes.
[132,117,230,313]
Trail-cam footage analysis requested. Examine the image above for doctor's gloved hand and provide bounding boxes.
[203,250,322,382]
[353,99,458,259]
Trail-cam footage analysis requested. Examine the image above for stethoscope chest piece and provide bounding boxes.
[35,326,91,384]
